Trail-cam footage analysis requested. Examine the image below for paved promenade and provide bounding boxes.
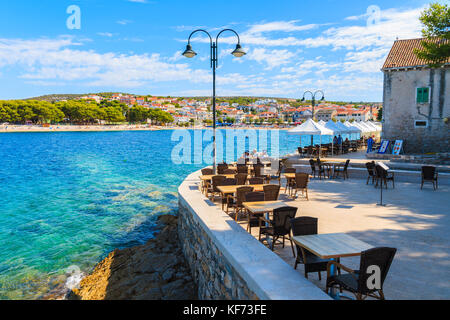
[242,177,450,299]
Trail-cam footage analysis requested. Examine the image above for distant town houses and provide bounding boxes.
[80,92,381,126]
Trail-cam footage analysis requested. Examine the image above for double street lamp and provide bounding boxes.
[301,90,325,146]
[182,29,246,174]
[301,90,325,121]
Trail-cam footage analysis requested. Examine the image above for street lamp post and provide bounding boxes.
[301,90,325,146]
[182,29,246,174]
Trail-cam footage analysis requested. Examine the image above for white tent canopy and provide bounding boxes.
[352,122,371,133]
[334,121,353,134]
[343,121,362,134]
[358,122,377,133]
[318,120,326,126]
[288,119,333,136]
[366,121,381,132]
[324,120,342,134]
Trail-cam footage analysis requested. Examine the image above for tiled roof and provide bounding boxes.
[382,38,450,69]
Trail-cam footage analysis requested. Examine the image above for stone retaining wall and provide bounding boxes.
[177,170,330,300]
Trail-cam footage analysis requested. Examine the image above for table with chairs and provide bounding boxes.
[198,164,398,300]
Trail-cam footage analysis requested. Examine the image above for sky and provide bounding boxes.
[0,0,444,101]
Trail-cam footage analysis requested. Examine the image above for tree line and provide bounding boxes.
[0,100,174,125]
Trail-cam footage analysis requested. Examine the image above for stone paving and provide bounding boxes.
[229,176,450,300]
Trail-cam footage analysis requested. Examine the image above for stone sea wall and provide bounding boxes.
[178,198,258,299]
[177,170,330,300]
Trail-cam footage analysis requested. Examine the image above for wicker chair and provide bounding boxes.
[375,165,395,189]
[217,163,228,174]
[220,178,237,211]
[207,175,226,200]
[365,161,377,185]
[421,166,438,190]
[267,160,283,185]
[235,173,248,186]
[244,192,265,233]
[201,168,213,194]
[290,173,309,200]
[326,247,397,300]
[284,168,296,194]
[248,177,264,185]
[201,168,213,175]
[263,184,280,201]
[227,186,254,219]
[236,164,249,174]
[290,217,334,280]
[334,159,350,179]
[223,168,236,174]
[258,206,297,255]
[253,163,268,182]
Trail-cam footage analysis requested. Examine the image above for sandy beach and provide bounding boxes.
[0,124,295,133]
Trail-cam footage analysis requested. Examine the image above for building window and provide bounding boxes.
[414,120,428,128]
[416,87,430,104]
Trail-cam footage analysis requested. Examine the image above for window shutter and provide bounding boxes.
[417,88,423,103]
[423,87,429,103]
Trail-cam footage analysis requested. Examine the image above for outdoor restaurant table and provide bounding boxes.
[292,233,373,299]
[199,174,236,181]
[242,200,287,215]
[320,161,347,178]
[216,184,269,210]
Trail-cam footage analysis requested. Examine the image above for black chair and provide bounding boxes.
[316,158,330,179]
[207,175,226,200]
[263,184,280,201]
[365,161,377,185]
[248,177,264,185]
[245,192,265,233]
[220,178,237,211]
[284,167,296,194]
[309,159,316,178]
[421,166,438,190]
[227,186,253,219]
[235,173,248,186]
[290,173,309,200]
[253,163,268,182]
[268,160,283,185]
[217,163,228,174]
[201,168,213,175]
[334,159,350,179]
[326,247,397,300]
[236,164,249,174]
[258,206,297,255]
[290,217,333,280]
[375,165,394,189]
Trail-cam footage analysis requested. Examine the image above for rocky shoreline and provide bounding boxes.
[67,214,197,300]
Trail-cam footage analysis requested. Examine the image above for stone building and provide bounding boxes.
[381,38,449,153]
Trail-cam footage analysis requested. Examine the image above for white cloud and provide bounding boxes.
[0,36,216,88]
[247,48,297,70]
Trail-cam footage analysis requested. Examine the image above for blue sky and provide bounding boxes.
[0,0,442,101]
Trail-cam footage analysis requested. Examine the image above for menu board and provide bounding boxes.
[392,140,403,155]
[378,140,390,154]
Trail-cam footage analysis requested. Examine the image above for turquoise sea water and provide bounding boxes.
[0,129,321,299]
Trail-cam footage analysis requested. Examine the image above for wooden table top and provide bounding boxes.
[217,184,268,194]
[284,173,296,179]
[200,174,236,181]
[243,201,288,214]
[292,233,373,259]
